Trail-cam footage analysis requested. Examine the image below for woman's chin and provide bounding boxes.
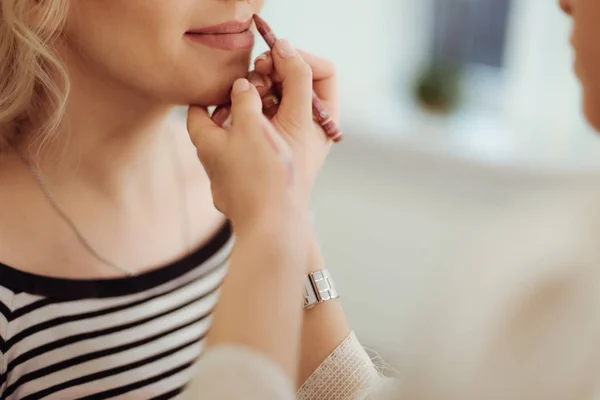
[181,76,247,107]
[583,95,600,132]
[188,93,230,108]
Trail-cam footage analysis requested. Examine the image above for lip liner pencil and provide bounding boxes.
[253,14,343,143]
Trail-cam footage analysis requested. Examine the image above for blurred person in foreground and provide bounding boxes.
[189,0,600,398]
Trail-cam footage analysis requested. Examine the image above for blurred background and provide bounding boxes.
[258,0,600,165]
[258,0,600,366]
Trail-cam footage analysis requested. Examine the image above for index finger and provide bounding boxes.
[296,50,339,120]
[256,50,336,83]
[257,47,339,123]
[296,51,338,105]
[296,51,336,81]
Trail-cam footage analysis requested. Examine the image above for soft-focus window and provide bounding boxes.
[426,0,512,113]
[433,0,510,69]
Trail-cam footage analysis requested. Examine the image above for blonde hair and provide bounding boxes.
[0,0,70,151]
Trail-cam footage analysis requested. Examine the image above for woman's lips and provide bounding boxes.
[186,30,255,51]
[186,19,255,51]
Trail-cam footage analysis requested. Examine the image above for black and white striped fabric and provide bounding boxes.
[0,223,233,399]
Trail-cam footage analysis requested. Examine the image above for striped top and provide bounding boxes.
[0,223,233,400]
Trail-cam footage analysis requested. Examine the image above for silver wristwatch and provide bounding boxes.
[303,269,339,309]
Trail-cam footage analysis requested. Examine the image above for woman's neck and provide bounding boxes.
[20,56,186,199]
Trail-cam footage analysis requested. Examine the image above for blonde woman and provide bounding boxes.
[0,1,355,398]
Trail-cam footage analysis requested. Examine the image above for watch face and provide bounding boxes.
[303,270,338,309]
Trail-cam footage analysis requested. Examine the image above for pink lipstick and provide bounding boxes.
[186,19,254,51]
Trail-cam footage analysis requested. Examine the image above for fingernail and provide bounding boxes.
[222,114,233,131]
[262,94,280,110]
[231,79,250,95]
[248,74,267,88]
[255,52,270,64]
[276,39,297,58]
[211,106,230,126]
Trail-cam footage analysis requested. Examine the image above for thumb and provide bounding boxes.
[187,105,226,172]
[229,79,289,155]
[229,78,265,134]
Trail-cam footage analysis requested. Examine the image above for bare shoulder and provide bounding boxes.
[0,153,44,269]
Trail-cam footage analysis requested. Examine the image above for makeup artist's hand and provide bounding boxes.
[253,48,340,123]
[211,71,279,128]
[256,44,339,191]
[188,79,305,233]
[213,41,339,196]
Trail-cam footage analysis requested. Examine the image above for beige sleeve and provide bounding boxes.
[297,332,386,400]
[393,192,600,400]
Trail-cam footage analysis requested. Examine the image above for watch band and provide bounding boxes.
[303,269,339,309]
